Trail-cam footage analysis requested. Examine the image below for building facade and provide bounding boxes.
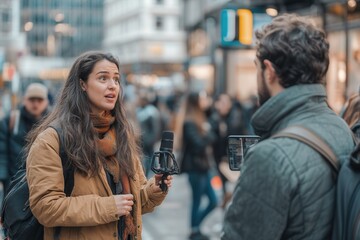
[183,0,360,112]
[20,0,103,58]
[0,0,25,115]
[17,0,104,84]
[103,0,186,86]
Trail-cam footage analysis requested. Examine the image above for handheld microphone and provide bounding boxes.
[151,131,179,192]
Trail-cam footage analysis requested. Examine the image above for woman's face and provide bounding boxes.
[80,59,121,114]
[199,91,211,111]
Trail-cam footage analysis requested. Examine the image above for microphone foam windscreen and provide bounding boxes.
[160,131,174,151]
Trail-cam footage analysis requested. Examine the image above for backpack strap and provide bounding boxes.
[272,126,339,173]
[48,125,74,240]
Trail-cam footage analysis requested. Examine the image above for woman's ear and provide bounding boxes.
[80,79,87,91]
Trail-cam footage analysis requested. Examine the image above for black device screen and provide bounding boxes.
[227,135,260,171]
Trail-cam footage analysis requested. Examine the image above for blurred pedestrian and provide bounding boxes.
[241,94,258,135]
[136,88,162,177]
[0,83,49,195]
[180,91,218,240]
[25,51,172,240]
[341,91,360,138]
[209,93,246,208]
[221,14,354,240]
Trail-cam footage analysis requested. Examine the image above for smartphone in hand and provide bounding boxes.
[227,135,260,171]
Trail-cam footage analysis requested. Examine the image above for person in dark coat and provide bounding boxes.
[209,94,246,208]
[0,83,49,194]
[181,91,218,240]
[136,89,162,177]
[221,14,354,240]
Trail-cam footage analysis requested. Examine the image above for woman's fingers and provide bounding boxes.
[114,194,134,216]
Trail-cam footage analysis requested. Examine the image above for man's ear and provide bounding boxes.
[263,59,284,96]
[263,59,277,84]
[80,79,87,91]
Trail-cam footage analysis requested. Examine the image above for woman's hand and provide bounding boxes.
[113,194,134,216]
[154,174,173,193]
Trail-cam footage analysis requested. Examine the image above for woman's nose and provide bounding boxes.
[108,79,117,88]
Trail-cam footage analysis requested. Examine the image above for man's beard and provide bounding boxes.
[258,71,271,106]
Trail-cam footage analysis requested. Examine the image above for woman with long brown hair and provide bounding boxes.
[25,51,172,240]
[180,91,218,240]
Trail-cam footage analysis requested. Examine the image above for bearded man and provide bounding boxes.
[221,14,354,240]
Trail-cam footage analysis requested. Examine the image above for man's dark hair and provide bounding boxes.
[255,14,329,88]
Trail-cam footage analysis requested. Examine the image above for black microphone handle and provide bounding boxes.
[160,173,169,193]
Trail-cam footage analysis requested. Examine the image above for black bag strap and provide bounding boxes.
[272,126,339,173]
[48,125,74,240]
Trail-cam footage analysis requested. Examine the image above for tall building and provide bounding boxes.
[0,0,23,75]
[103,0,186,84]
[0,0,24,114]
[20,0,103,58]
[18,0,104,84]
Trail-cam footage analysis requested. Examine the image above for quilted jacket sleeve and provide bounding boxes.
[221,141,292,240]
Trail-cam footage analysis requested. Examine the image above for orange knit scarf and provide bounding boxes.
[91,111,136,239]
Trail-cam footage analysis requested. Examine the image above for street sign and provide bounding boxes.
[220,8,272,48]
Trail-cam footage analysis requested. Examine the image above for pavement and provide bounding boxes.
[142,173,228,240]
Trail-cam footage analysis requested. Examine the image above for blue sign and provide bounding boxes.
[220,8,272,48]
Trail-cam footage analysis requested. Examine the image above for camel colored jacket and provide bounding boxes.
[27,128,167,240]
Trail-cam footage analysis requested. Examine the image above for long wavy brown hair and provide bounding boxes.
[184,91,208,135]
[172,91,207,152]
[26,51,140,177]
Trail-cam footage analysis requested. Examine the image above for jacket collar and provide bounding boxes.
[251,84,327,137]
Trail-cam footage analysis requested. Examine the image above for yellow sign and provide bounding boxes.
[237,9,253,45]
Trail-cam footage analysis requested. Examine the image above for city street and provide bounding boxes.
[142,174,225,240]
